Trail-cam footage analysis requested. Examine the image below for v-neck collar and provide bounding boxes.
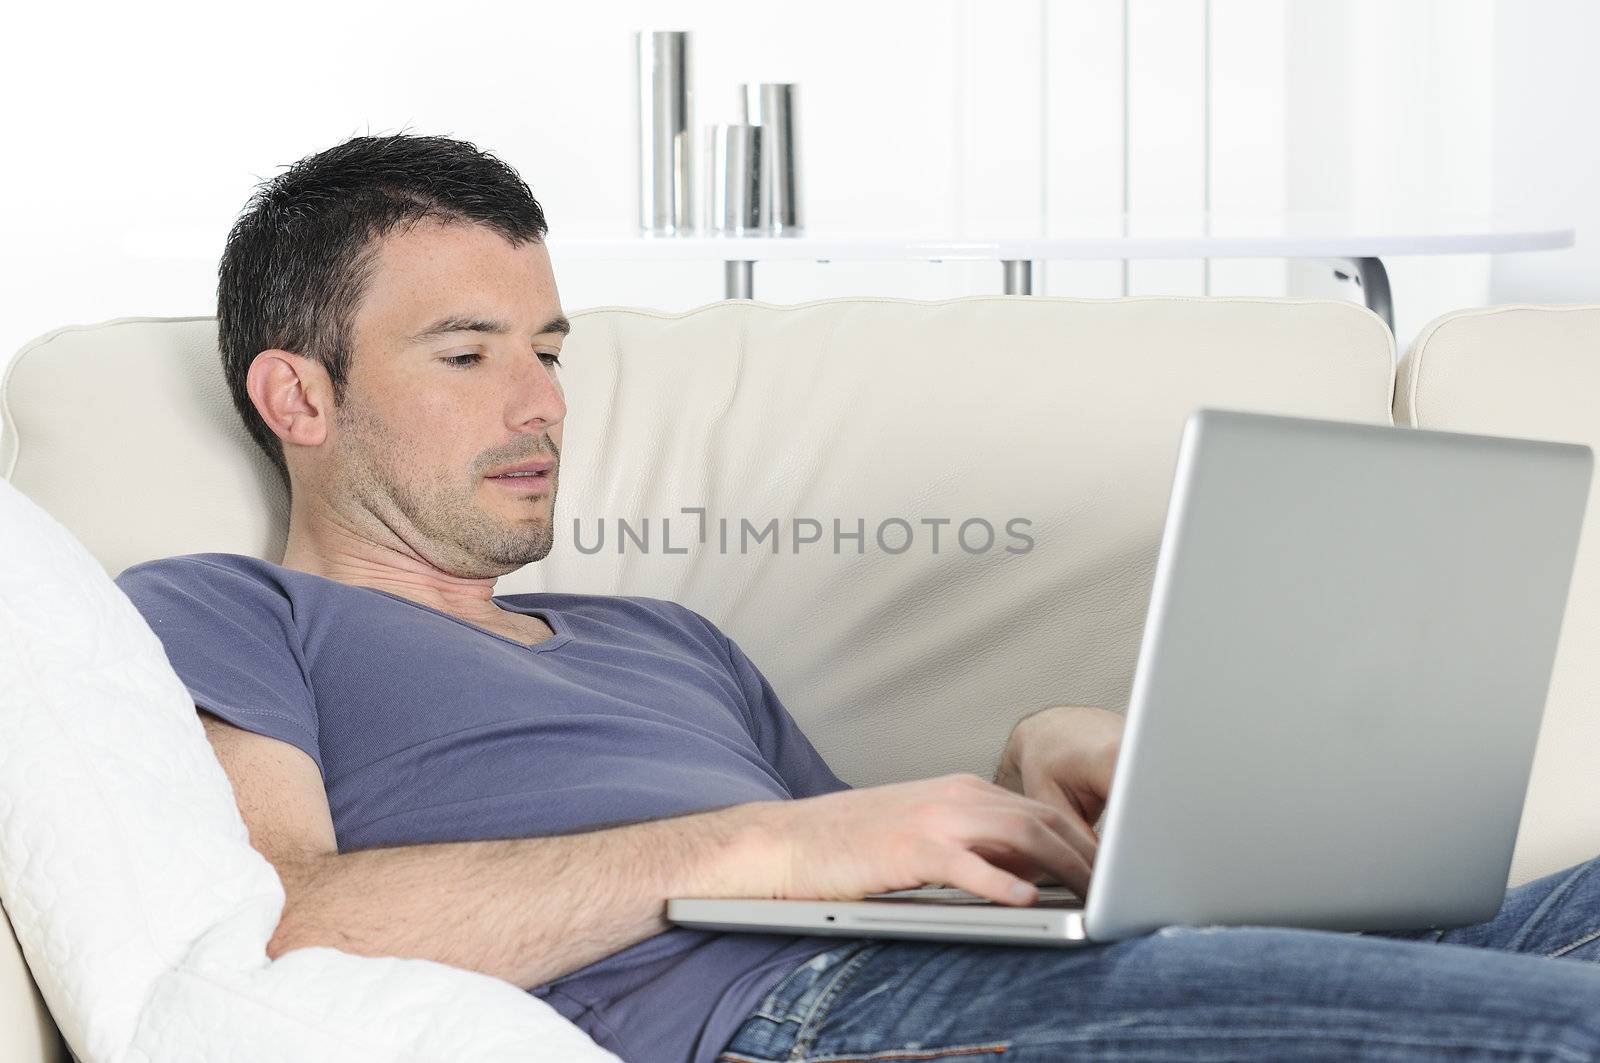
[365,586,574,654]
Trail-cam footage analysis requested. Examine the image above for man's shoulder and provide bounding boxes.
[118,551,273,584]
[115,552,304,616]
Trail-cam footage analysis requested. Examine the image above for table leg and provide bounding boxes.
[725,261,754,300]
[1336,257,1393,334]
[1002,260,1034,295]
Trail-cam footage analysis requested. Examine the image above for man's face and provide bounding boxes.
[320,217,568,579]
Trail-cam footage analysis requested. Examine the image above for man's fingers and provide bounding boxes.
[971,846,1053,885]
[1020,815,1094,894]
[1004,789,1100,868]
[963,793,1098,885]
[945,849,1042,907]
[1021,772,1102,858]
[979,776,1101,865]
[969,810,1093,895]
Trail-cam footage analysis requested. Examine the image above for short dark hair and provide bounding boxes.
[217,133,549,491]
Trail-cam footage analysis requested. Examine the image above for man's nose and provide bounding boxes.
[509,358,566,429]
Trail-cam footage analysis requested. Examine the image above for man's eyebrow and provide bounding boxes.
[408,313,572,343]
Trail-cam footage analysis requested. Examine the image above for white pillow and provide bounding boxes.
[0,477,619,1062]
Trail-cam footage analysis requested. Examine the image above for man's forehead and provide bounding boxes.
[359,221,564,341]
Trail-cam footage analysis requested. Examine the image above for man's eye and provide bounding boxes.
[442,352,560,369]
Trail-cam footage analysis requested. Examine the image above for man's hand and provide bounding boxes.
[992,705,1125,882]
[770,772,1100,904]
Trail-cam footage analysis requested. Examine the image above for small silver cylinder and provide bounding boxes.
[739,82,802,233]
[703,123,761,233]
[635,31,695,233]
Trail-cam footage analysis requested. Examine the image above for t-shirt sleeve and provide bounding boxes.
[710,624,852,799]
[115,557,324,780]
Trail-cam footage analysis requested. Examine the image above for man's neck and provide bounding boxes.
[280,502,506,624]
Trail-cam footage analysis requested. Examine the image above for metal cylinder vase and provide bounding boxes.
[739,82,802,233]
[704,123,761,233]
[635,30,695,233]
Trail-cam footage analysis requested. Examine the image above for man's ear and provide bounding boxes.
[246,349,333,449]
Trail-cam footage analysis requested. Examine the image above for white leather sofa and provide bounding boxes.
[2,296,1596,1061]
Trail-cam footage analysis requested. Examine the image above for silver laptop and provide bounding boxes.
[668,408,1593,947]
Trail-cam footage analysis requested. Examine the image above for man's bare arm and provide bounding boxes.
[277,809,779,990]
[201,709,778,990]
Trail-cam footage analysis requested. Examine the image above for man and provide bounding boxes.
[118,134,1600,1063]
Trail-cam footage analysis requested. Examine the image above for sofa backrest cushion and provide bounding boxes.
[1396,304,1600,886]
[2,297,1396,792]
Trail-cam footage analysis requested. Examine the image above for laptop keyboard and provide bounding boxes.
[861,885,1084,908]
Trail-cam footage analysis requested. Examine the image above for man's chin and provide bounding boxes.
[501,520,556,566]
[473,535,555,574]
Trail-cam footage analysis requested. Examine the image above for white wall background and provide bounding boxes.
[0,0,1588,405]
[1491,0,1600,303]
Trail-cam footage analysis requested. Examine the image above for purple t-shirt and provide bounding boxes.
[115,552,847,1063]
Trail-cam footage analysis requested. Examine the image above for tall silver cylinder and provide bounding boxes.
[703,123,761,233]
[739,83,802,233]
[635,31,695,233]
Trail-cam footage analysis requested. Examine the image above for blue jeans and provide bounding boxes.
[716,855,1600,1061]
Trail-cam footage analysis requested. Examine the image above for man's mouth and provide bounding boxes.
[488,469,553,490]
[485,454,556,493]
